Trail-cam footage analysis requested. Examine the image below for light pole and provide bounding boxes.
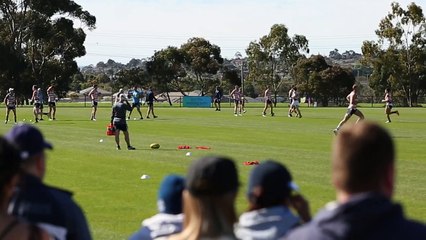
[235,51,244,96]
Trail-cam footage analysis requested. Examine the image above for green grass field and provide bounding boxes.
[0,104,425,239]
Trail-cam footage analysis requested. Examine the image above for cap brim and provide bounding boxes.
[288,181,299,191]
[44,141,53,150]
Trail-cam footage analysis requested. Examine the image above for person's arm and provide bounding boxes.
[111,107,115,124]
[289,194,312,223]
[3,94,8,104]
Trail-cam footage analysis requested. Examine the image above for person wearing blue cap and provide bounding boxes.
[235,160,311,240]
[129,175,185,240]
[5,124,92,240]
[0,137,51,239]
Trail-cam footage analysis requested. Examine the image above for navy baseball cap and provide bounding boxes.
[5,124,53,160]
[248,160,298,201]
[157,175,185,214]
[186,156,239,197]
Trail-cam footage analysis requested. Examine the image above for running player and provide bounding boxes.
[88,84,100,121]
[30,85,42,123]
[262,86,274,117]
[333,84,364,135]
[382,88,399,123]
[128,86,143,120]
[288,87,302,118]
[46,85,57,120]
[230,85,242,116]
[4,88,17,124]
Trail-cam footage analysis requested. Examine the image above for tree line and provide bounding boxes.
[1,1,425,106]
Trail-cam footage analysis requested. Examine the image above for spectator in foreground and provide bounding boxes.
[129,175,185,240]
[235,160,311,240]
[169,156,239,240]
[285,122,426,240]
[5,124,92,240]
[0,137,51,239]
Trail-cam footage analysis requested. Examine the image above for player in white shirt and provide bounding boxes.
[4,88,17,124]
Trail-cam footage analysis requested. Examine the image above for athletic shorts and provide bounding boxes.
[7,106,16,110]
[214,98,221,103]
[386,104,393,110]
[34,103,41,109]
[92,101,98,107]
[291,100,300,107]
[48,102,56,107]
[234,99,241,104]
[132,102,141,108]
[114,122,128,132]
[147,102,154,107]
[346,107,358,116]
[266,99,272,105]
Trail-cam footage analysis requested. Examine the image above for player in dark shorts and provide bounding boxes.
[88,84,100,121]
[4,88,17,124]
[145,87,158,119]
[382,88,399,123]
[30,85,42,123]
[333,84,364,135]
[128,86,143,120]
[262,86,274,117]
[213,86,223,111]
[111,94,135,150]
[46,85,57,120]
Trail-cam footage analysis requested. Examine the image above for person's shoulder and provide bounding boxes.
[47,185,74,198]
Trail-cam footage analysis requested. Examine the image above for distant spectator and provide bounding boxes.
[5,124,92,240]
[235,160,311,240]
[169,156,239,240]
[129,175,185,240]
[0,137,51,239]
[285,122,426,240]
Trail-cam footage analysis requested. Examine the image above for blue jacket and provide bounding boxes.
[8,174,92,240]
[284,192,426,240]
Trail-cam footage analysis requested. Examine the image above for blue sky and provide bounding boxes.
[75,0,425,66]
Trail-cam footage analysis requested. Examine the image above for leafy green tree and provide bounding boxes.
[293,55,354,106]
[180,37,223,96]
[361,2,426,106]
[246,24,309,104]
[0,0,95,98]
[146,46,186,105]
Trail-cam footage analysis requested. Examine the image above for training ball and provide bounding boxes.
[186,152,192,156]
[134,118,137,120]
[99,139,104,143]
[150,143,160,149]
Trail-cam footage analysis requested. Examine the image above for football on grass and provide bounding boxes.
[150,143,160,149]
